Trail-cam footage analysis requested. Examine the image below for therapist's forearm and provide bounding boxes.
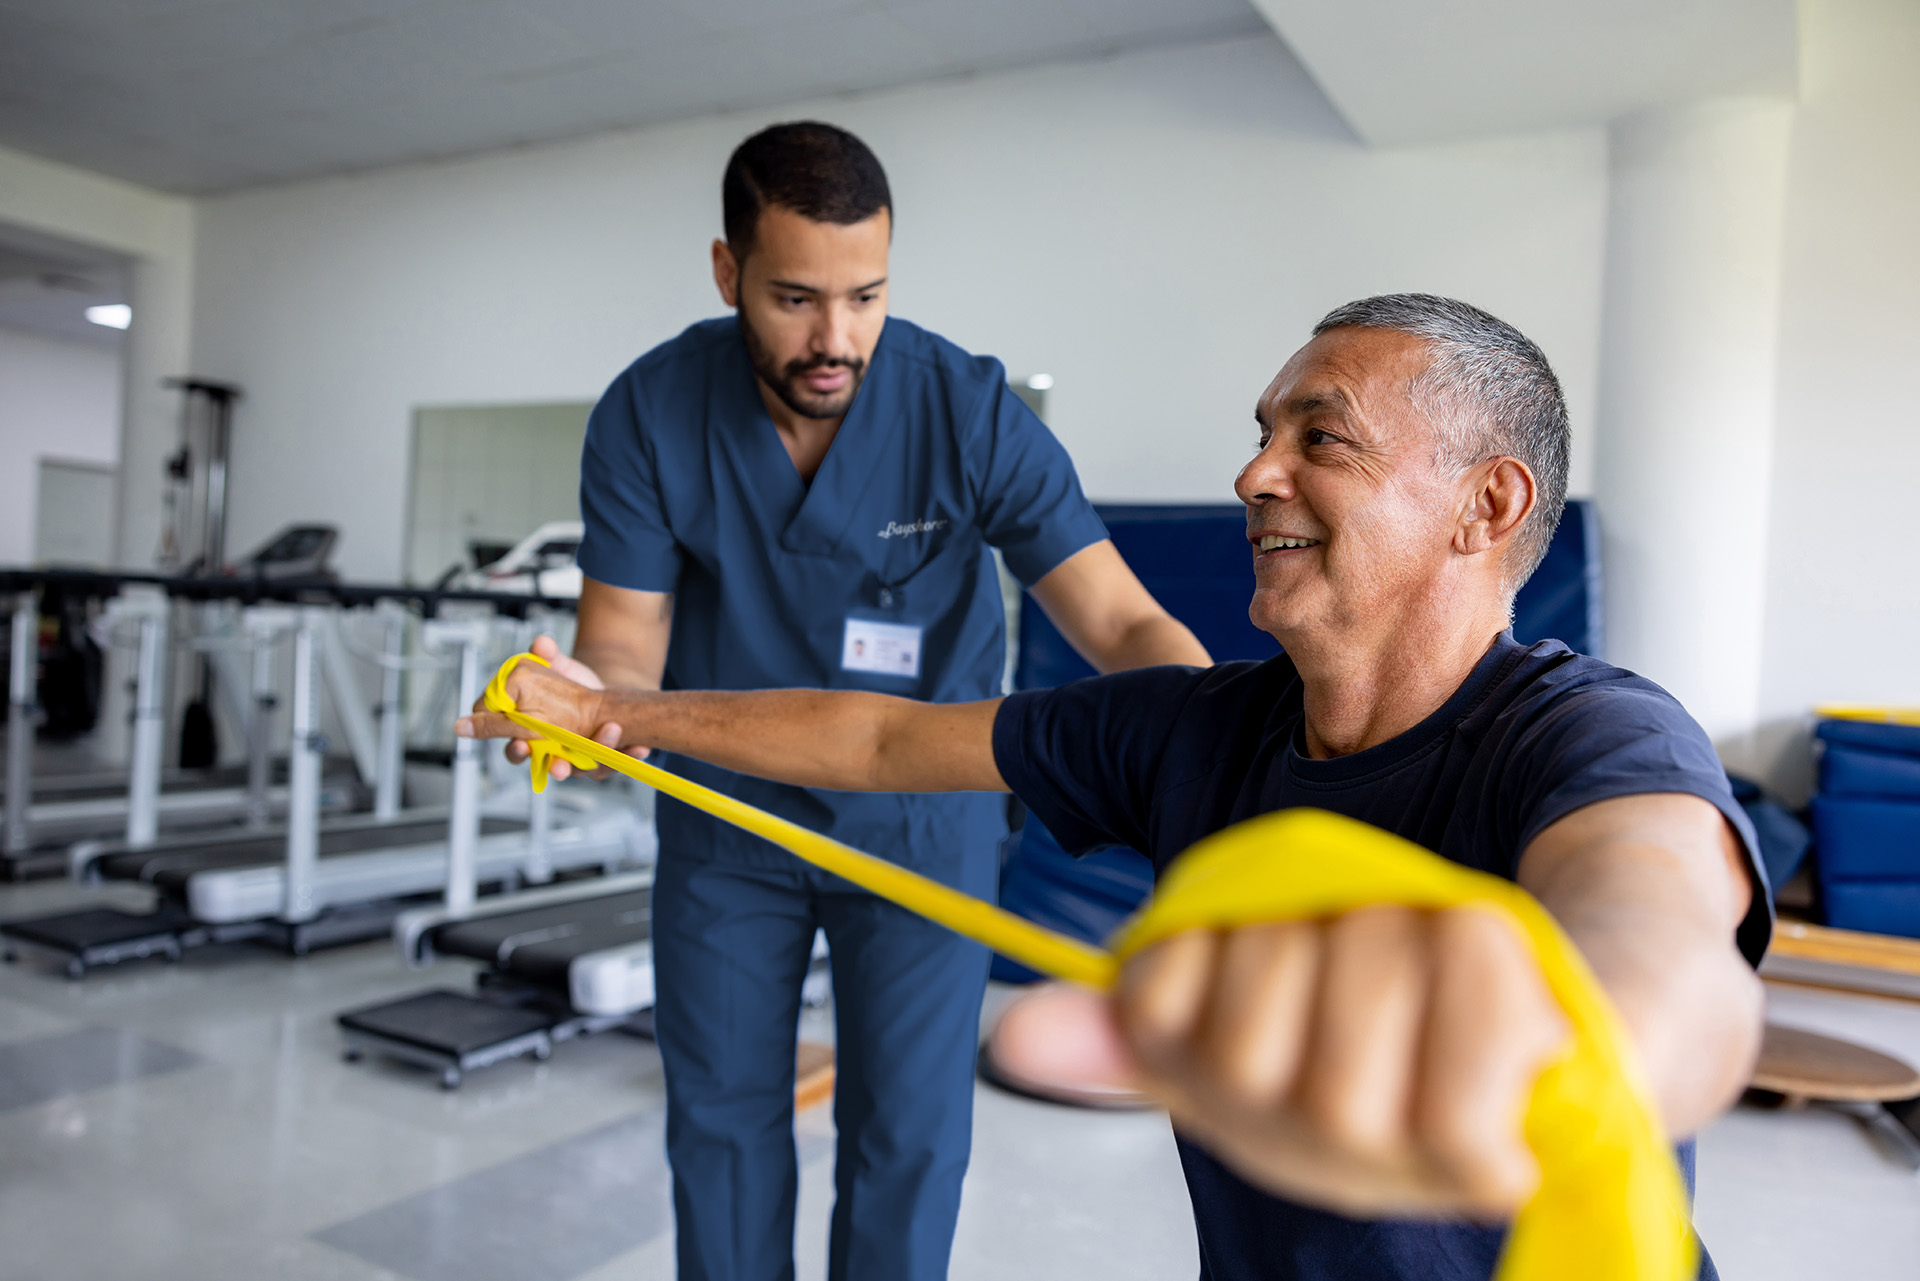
[594,686,1008,794]
[1088,614,1209,673]
[572,579,673,690]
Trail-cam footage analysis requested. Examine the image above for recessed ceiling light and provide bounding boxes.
[1025,374,1053,391]
[85,303,131,329]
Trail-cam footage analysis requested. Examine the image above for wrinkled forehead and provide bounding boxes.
[1255,327,1437,434]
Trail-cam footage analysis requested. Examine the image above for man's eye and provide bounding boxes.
[1305,427,1337,447]
[782,295,809,308]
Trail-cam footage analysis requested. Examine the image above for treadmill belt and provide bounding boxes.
[433,889,652,987]
[99,817,527,888]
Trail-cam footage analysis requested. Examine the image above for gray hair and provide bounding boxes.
[1313,294,1569,590]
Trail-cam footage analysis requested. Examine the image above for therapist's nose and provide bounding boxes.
[813,299,859,362]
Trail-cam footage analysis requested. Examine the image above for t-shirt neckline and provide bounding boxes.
[1284,631,1526,787]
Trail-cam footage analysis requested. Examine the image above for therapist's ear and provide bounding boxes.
[712,238,741,308]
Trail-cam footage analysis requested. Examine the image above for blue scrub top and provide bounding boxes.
[577,315,1107,877]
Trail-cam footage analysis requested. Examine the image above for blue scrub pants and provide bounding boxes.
[652,851,995,1281]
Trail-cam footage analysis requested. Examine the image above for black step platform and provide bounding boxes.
[1,903,202,977]
[338,989,560,1089]
[431,887,651,985]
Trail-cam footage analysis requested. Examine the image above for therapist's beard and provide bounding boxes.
[739,313,867,420]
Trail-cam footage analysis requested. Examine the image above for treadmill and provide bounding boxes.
[4,595,638,974]
[3,563,369,874]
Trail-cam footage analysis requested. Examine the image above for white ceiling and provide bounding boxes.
[0,0,1801,198]
[1247,0,1799,145]
[0,0,1268,194]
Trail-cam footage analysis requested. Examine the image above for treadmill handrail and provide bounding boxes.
[395,868,655,967]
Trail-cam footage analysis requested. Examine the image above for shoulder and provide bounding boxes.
[878,316,1009,390]
[592,318,738,451]
[618,316,737,390]
[606,314,741,405]
[1475,638,1737,835]
[1485,640,1707,743]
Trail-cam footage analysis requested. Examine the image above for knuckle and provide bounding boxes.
[1303,1077,1394,1156]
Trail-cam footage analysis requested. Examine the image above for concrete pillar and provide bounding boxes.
[1592,98,1794,745]
[116,246,198,569]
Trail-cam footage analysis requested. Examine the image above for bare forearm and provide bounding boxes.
[1093,614,1209,673]
[574,640,662,691]
[596,687,1007,793]
[1027,540,1211,675]
[573,579,672,690]
[1536,845,1763,1136]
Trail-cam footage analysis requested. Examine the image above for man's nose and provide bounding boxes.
[1235,440,1296,506]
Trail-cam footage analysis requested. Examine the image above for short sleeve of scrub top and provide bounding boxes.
[576,369,683,593]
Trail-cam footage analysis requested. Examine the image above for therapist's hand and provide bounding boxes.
[456,634,631,781]
[1043,906,1568,1222]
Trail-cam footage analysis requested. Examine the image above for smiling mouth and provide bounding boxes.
[1255,535,1320,551]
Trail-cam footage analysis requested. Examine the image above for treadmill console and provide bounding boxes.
[240,524,339,580]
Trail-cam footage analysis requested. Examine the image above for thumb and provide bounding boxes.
[456,711,525,740]
[988,981,1140,1093]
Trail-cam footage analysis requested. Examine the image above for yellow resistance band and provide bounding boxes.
[484,653,1694,1281]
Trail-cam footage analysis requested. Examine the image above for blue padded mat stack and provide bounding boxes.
[1811,718,1920,939]
[991,501,1605,983]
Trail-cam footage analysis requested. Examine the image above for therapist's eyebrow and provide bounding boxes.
[766,276,888,296]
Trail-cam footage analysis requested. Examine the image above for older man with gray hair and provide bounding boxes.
[463,294,1770,1281]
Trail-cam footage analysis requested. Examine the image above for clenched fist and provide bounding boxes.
[1001,905,1569,1221]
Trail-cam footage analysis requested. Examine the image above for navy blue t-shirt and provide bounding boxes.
[577,315,1106,878]
[992,632,1771,1281]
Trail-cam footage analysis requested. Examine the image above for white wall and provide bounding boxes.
[189,33,1610,582]
[1592,99,1793,745]
[1741,0,1920,800]
[0,327,123,563]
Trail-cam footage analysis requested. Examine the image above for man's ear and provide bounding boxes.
[711,238,741,307]
[1454,457,1536,558]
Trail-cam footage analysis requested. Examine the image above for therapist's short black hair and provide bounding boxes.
[723,122,892,259]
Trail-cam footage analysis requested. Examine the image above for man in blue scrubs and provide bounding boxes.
[468,294,1769,1280]
[541,122,1208,1281]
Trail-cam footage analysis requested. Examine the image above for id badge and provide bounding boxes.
[841,617,922,679]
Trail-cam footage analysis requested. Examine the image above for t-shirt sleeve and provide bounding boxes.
[992,666,1204,856]
[575,371,682,593]
[1504,680,1774,967]
[970,378,1108,586]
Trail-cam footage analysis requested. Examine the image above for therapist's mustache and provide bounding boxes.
[784,353,865,378]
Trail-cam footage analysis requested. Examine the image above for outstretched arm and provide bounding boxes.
[457,658,1008,794]
[996,791,1761,1220]
[1516,792,1762,1137]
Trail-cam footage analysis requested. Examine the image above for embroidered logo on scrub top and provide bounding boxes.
[877,518,949,540]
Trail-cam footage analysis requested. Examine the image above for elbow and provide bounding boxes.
[1654,948,1766,1139]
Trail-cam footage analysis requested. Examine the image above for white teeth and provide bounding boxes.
[1258,535,1318,551]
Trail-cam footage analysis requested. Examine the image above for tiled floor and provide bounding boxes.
[2,868,1916,1281]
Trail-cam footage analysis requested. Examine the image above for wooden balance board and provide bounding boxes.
[1749,1022,1920,1108]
